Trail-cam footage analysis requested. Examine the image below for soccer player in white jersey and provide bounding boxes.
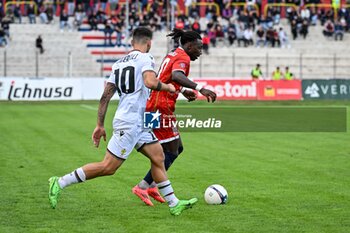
[48,27,197,216]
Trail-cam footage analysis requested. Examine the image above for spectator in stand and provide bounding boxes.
[67,0,75,16]
[88,11,98,31]
[319,9,327,26]
[334,20,344,41]
[227,25,236,46]
[284,67,294,80]
[251,64,263,80]
[188,0,199,19]
[323,19,334,38]
[1,16,10,39]
[339,16,348,32]
[191,18,201,34]
[109,0,119,12]
[58,0,66,15]
[0,27,7,47]
[83,0,91,13]
[291,20,298,40]
[0,2,4,20]
[7,8,15,23]
[300,19,309,39]
[259,15,267,30]
[238,11,249,28]
[222,3,232,22]
[248,11,256,31]
[39,5,49,24]
[236,23,245,47]
[273,28,280,47]
[208,27,217,47]
[36,35,44,54]
[96,8,107,24]
[300,7,310,22]
[100,0,108,12]
[255,26,265,48]
[279,27,290,48]
[243,27,253,47]
[216,25,225,46]
[265,27,274,47]
[114,22,123,47]
[104,19,113,45]
[265,13,274,29]
[271,7,281,25]
[46,0,57,18]
[74,4,85,29]
[272,67,283,80]
[28,4,36,24]
[175,18,185,30]
[310,7,318,26]
[205,4,216,21]
[13,4,22,24]
[46,4,54,24]
[59,10,72,32]
[202,32,210,54]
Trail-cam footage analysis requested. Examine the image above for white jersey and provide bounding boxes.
[107,50,156,129]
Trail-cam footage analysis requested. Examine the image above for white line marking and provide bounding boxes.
[80,104,97,111]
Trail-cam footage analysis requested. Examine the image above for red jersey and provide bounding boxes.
[146,47,190,113]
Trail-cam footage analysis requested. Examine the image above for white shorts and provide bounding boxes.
[107,126,158,160]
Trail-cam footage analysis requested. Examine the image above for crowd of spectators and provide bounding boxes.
[0,0,349,48]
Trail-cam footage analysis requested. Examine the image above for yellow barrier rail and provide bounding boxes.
[185,2,220,16]
[304,3,341,20]
[5,1,38,15]
[264,3,298,17]
[231,3,260,17]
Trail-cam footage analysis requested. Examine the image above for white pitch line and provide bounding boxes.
[80,104,97,111]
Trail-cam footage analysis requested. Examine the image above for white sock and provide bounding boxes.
[157,180,179,207]
[150,181,157,188]
[138,180,150,190]
[58,167,86,189]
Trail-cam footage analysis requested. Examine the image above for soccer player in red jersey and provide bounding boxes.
[132,29,217,206]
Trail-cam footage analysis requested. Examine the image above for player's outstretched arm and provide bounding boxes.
[143,71,176,93]
[92,83,116,148]
[172,71,217,103]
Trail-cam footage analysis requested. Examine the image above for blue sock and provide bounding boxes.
[143,151,178,185]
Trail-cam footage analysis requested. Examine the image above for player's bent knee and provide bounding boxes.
[101,151,124,176]
[150,151,165,167]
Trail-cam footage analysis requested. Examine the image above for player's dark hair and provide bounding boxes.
[132,27,153,44]
[167,28,201,46]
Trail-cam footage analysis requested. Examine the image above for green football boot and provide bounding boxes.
[48,176,62,209]
[170,198,198,216]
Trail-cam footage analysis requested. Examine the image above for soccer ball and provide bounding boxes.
[204,184,228,205]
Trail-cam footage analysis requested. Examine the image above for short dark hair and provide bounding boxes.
[132,27,153,44]
[167,28,201,46]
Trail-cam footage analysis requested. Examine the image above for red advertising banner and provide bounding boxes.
[257,80,302,100]
[191,78,302,101]
[193,79,257,100]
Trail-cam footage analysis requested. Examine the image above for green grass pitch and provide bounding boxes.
[0,100,350,233]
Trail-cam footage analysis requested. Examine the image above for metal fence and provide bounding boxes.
[1,50,350,79]
[193,53,350,79]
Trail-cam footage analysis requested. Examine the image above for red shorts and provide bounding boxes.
[153,112,179,143]
[146,92,179,143]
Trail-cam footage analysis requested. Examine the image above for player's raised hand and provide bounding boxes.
[199,88,217,103]
[92,126,106,148]
[182,90,197,102]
